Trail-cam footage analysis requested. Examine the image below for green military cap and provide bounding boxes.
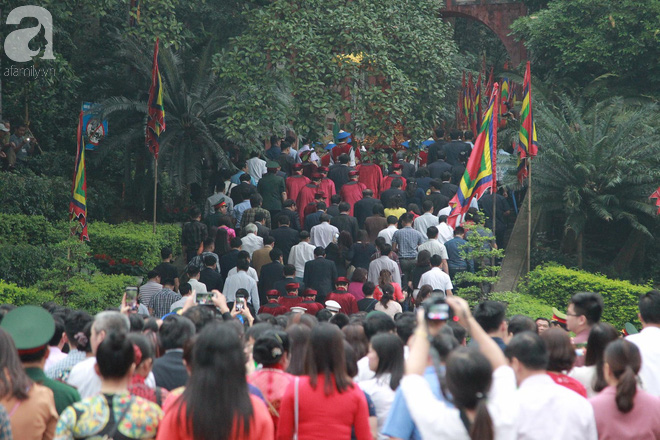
[266,161,280,168]
[0,305,55,353]
[624,322,639,335]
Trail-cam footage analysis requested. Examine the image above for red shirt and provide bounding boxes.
[319,178,336,206]
[296,184,319,223]
[373,283,404,302]
[278,295,303,310]
[286,175,311,205]
[259,302,289,316]
[381,174,407,192]
[277,375,371,440]
[248,367,294,436]
[547,371,588,398]
[325,291,358,315]
[339,181,366,216]
[299,300,324,316]
[357,163,384,198]
[157,394,274,440]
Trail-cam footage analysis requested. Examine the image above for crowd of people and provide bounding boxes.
[1,130,659,439]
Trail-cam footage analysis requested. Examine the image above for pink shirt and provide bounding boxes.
[348,282,365,301]
[589,386,660,440]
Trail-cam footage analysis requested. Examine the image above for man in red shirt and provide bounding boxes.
[296,175,321,223]
[339,170,366,216]
[298,289,325,316]
[380,163,407,192]
[317,166,336,206]
[357,159,384,198]
[325,277,358,315]
[258,289,288,316]
[278,282,303,310]
[286,163,311,205]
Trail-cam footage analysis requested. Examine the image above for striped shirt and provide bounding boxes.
[392,227,424,259]
[45,349,87,382]
[148,288,182,318]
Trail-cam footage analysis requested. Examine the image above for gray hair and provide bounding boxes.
[245,223,258,235]
[93,311,130,335]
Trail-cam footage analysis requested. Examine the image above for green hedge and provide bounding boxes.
[0,244,55,287]
[489,291,554,320]
[60,274,140,314]
[0,280,55,307]
[522,264,645,329]
[88,222,181,274]
[0,213,67,246]
[0,170,71,222]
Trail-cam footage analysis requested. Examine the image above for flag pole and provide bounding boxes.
[527,156,532,273]
[153,157,158,234]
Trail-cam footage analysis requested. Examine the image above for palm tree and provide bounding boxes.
[533,96,660,268]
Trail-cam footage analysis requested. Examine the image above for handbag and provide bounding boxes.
[293,376,300,440]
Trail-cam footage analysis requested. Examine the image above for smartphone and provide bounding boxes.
[125,287,138,311]
[196,292,212,305]
[235,300,244,312]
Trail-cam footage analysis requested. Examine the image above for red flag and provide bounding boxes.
[146,38,166,159]
[650,187,660,214]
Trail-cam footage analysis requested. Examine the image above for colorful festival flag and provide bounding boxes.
[146,38,165,159]
[472,73,482,136]
[69,111,89,241]
[650,187,660,214]
[462,72,470,128]
[448,83,499,228]
[500,77,509,115]
[518,61,538,157]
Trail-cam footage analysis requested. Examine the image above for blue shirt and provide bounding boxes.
[444,236,473,271]
[382,366,449,440]
[230,171,257,186]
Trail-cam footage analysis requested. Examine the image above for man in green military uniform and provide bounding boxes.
[257,161,287,220]
[1,306,81,414]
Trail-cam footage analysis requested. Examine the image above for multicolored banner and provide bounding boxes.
[448,83,499,228]
[518,61,538,157]
[69,110,89,241]
[146,38,165,159]
[82,102,108,151]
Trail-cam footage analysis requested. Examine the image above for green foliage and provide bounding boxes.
[512,0,660,96]
[489,291,554,320]
[87,222,181,274]
[522,264,646,329]
[0,245,54,288]
[215,0,458,146]
[0,213,66,246]
[0,170,71,222]
[0,280,54,308]
[61,273,139,314]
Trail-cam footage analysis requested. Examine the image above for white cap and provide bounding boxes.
[290,306,306,314]
[0,124,9,132]
[325,300,341,313]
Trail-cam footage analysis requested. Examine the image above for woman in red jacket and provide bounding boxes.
[277,323,371,440]
[157,323,274,440]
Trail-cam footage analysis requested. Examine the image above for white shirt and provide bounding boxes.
[355,355,375,383]
[368,256,402,286]
[568,365,597,397]
[418,267,453,292]
[223,270,260,310]
[247,157,267,183]
[413,212,439,241]
[359,374,396,440]
[418,239,448,259]
[437,222,454,244]
[227,266,259,284]
[288,241,316,278]
[241,233,264,257]
[310,222,339,248]
[516,373,597,440]
[67,357,101,399]
[187,278,207,294]
[627,326,660,396]
[377,225,398,245]
[402,366,519,440]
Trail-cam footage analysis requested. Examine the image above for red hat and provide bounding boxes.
[285,282,300,291]
[302,288,317,297]
[392,163,403,170]
[293,163,304,170]
[315,191,326,198]
[266,289,280,297]
[312,172,323,180]
[349,170,359,176]
[214,200,227,209]
[335,277,350,284]
[318,166,329,173]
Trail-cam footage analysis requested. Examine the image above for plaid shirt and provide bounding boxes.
[45,348,86,382]
[240,207,271,230]
[148,288,182,318]
[181,220,208,249]
[392,226,425,259]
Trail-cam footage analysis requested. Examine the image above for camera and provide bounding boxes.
[422,296,451,322]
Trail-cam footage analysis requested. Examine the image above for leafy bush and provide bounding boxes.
[0,169,71,222]
[0,280,55,307]
[522,264,646,329]
[88,222,181,274]
[0,244,54,287]
[0,213,67,246]
[60,274,140,314]
[489,291,554,320]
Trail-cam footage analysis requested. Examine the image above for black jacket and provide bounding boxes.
[152,351,189,391]
[426,191,450,215]
[199,267,224,291]
[278,208,302,232]
[354,197,381,228]
[258,261,285,306]
[380,188,407,211]
[428,160,453,180]
[273,277,306,297]
[328,164,352,193]
[270,226,300,264]
[303,257,338,303]
[330,214,359,241]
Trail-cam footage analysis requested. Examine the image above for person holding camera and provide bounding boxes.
[400,296,519,440]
